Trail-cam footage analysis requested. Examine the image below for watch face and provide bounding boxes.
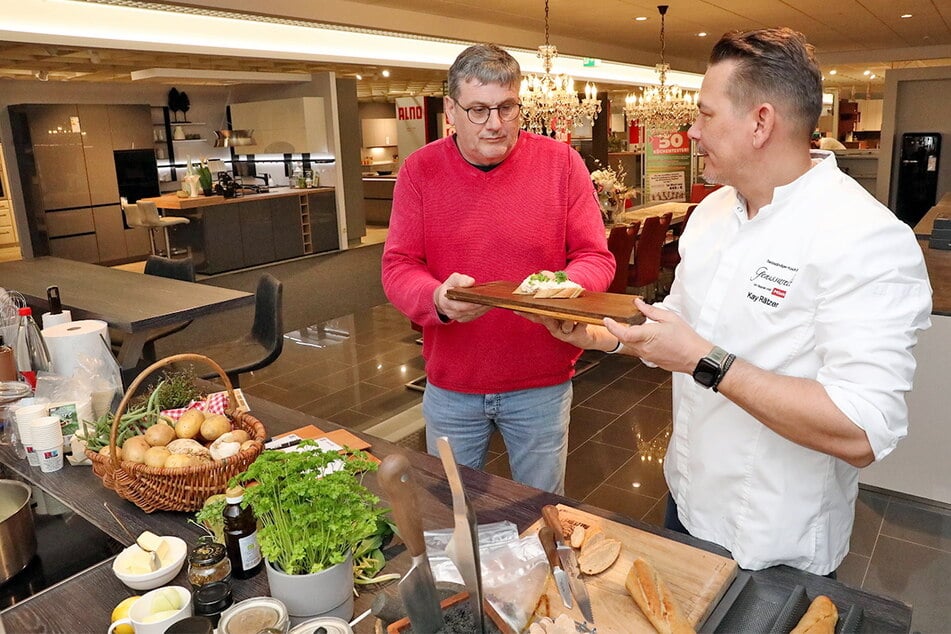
[693,358,720,388]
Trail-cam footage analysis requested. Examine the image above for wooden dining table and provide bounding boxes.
[611,201,693,229]
[0,256,253,369]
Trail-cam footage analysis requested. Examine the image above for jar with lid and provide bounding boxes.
[192,580,233,627]
[187,535,232,588]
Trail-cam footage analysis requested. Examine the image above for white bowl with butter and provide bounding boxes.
[113,535,188,590]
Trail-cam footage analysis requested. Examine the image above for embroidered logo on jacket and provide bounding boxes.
[746,259,798,307]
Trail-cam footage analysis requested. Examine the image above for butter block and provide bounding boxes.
[136,531,170,565]
[121,546,156,574]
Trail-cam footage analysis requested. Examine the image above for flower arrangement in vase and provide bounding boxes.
[591,160,638,222]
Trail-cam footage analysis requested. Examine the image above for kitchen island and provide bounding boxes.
[140,187,339,274]
[0,388,913,632]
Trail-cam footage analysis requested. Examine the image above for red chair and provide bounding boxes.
[628,212,672,299]
[660,204,697,270]
[690,183,722,203]
[606,221,641,293]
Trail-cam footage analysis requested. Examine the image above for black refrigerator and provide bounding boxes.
[113,148,160,203]
[895,132,941,227]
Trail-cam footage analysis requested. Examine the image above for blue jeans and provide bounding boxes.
[422,381,572,495]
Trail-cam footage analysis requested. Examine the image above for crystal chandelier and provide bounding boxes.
[623,5,698,131]
[520,0,601,135]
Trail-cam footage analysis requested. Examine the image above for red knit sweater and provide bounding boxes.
[381,132,614,393]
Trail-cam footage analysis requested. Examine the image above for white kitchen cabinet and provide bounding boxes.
[361,118,398,147]
[229,97,328,155]
[855,99,883,131]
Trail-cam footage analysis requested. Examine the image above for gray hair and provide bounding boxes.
[447,44,521,100]
[709,28,823,139]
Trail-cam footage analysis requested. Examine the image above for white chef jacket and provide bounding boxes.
[661,151,932,574]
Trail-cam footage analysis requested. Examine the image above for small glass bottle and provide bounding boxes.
[223,485,263,579]
[188,535,232,588]
[14,307,52,390]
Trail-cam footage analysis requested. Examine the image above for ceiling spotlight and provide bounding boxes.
[863,70,871,76]
[697,32,707,37]
[900,13,912,18]
[635,16,648,21]
[869,73,877,80]
[33,70,49,81]
[829,69,837,75]
[355,74,362,80]
[381,69,390,78]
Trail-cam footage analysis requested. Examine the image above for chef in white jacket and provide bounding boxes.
[530,27,932,575]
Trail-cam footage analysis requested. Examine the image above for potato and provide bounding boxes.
[121,436,150,464]
[164,454,196,469]
[175,410,204,439]
[200,414,232,443]
[144,446,171,468]
[240,439,258,453]
[228,430,250,444]
[144,422,176,447]
[99,445,121,459]
[167,438,212,461]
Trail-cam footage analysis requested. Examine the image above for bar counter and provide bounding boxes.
[0,388,912,632]
[139,187,335,210]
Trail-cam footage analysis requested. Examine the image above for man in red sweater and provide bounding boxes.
[381,44,614,494]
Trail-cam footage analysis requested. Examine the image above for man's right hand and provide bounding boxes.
[433,273,492,323]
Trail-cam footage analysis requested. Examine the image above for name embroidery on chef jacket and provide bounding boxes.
[746,259,799,308]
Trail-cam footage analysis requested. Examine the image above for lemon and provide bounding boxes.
[111,595,140,634]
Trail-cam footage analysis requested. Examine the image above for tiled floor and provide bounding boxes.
[239,302,951,633]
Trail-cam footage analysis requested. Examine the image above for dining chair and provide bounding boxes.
[606,221,641,294]
[188,273,284,388]
[690,183,722,203]
[136,200,190,258]
[660,204,697,270]
[628,212,672,301]
[110,255,198,364]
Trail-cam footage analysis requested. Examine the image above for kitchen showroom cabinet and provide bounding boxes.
[229,97,328,155]
[307,190,339,253]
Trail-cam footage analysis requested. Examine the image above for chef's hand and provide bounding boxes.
[518,313,609,350]
[604,298,712,373]
[433,273,492,323]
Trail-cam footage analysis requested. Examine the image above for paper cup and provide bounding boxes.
[15,404,49,467]
[36,445,64,473]
[29,415,63,445]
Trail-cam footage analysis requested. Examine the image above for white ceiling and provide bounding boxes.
[0,0,949,100]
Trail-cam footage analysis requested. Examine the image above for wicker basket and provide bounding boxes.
[85,353,266,513]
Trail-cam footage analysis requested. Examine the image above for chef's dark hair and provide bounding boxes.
[709,28,822,140]
[447,44,521,100]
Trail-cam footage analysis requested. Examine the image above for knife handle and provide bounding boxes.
[46,286,62,315]
[542,505,567,547]
[538,526,560,570]
[378,453,427,558]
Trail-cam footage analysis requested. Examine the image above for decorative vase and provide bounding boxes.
[264,553,354,619]
[600,197,624,224]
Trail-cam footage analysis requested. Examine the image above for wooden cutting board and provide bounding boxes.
[446,282,645,326]
[524,505,738,633]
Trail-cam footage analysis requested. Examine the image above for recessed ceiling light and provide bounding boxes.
[829,69,837,75]
[355,74,362,80]
[870,73,877,79]
[635,16,648,21]
[900,13,912,18]
[697,32,707,37]
[381,69,390,78]
[863,70,871,76]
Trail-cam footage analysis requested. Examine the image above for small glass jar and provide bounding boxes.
[187,535,232,588]
[218,597,289,634]
[193,580,234,627]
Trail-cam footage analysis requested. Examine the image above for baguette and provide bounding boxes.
[790,595,838,634]
[625,558,695,634]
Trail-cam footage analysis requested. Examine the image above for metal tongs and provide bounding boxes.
[437,436,485,633]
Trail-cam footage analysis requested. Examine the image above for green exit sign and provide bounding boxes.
[583,58,600,67]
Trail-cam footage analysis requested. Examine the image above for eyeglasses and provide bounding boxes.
[455,101,522,125]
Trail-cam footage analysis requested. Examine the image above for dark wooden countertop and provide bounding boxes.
[140,187,334,210]
[0,388,913,633]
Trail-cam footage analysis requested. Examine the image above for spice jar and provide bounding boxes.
[193,580,234,627]
[187,535,232,588]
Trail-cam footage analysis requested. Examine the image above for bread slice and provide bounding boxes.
[578,538,621,574]
[790,595,838,634]
[514,270,584,299]
[533,285,583,299]
[625,558,695,634]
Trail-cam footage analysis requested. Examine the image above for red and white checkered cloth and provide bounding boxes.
[160,392,230,421]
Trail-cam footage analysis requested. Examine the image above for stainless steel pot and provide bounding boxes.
[0,479,36,585]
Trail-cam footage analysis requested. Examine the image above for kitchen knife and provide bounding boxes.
[542,505,595,626]
[436,436,485,633]
[538,525,573,610]
[377,453,445,633]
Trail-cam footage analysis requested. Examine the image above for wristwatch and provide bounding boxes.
[692,346,735,392]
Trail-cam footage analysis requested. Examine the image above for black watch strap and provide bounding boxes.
[711,352,736,393]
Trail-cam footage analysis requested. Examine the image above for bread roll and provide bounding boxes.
[625,558,695,634]
[790,595,838,634]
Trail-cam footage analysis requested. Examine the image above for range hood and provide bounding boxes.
[214,129,256,147]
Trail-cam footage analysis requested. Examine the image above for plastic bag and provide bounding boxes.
[425,521,550,632]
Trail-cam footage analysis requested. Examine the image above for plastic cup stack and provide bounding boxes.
[29,415,65,473]
[15,403,50,467]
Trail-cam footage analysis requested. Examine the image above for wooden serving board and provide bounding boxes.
[446,282,645,326]
[524,505,738,633]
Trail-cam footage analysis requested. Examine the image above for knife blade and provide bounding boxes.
[542,505,595,626]
[436,436,485,633]
[378,453,445,633]
[538,525,573,610]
